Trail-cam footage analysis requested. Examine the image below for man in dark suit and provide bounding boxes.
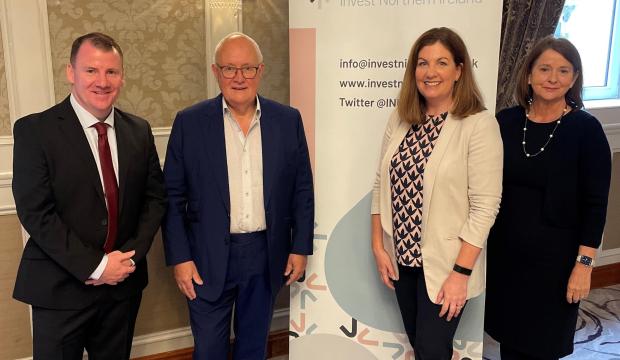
[163,32,314,359]
[12,32,166,359]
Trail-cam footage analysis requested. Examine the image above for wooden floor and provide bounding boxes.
[591,262,620,289]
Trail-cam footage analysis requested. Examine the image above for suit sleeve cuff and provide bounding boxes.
[89,255,108,280]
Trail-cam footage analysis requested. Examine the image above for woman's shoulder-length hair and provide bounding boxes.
[514,36,584,110]
[397,27,486,125]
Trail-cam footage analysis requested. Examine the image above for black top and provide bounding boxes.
[485,106,612,358]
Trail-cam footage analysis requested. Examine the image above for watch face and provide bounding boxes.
[579,256,593,266]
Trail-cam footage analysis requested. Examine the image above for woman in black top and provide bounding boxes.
[485,37,612,360]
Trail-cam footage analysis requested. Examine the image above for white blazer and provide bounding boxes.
[371,109,503,302]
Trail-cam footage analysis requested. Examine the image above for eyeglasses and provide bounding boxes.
[216,64,261,79]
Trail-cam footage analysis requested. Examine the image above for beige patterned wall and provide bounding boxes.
[0,26,11,136]
[0,215,33,360]
[47,0,208,128]
[135,231,189,336]
[243,0,290,105]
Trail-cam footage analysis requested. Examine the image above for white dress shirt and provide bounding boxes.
[222,97,267,233]
[70,94,118,280]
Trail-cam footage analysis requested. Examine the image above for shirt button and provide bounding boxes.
[101,219,108,226]
[245,214,249,218]
[245,192,249,196]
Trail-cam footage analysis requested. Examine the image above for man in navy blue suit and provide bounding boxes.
[163,32,314,359]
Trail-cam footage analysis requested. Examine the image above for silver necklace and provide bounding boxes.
[522,106,568,158]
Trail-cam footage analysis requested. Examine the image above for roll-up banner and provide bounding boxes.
[289,1,502,359]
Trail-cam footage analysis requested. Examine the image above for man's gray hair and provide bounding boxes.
[213,32,264,64]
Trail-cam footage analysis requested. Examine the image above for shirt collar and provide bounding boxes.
[70,93,115,129]
[222,96,262,129]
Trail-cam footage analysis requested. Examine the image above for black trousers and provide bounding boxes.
[500,342,559,360]
[32,291,142,360]
[394,265,463,360]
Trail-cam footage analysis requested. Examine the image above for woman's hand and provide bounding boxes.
[371,215,396,289]
[436,271,468,321]
[373,247,396,290]
[566,263,592,303]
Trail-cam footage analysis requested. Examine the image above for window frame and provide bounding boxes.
[556,0,620,101]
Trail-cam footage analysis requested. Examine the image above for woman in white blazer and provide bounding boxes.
[370,27,503,360]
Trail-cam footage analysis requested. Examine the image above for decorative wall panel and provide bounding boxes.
[47,0,208,127]
[0,215,33,359]
[243,0,290,105]
[0,26,10,135]
[134,231,190,336]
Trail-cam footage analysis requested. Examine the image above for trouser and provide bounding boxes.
[394,265,464,360]
[188,231,274,360]
[32,292,142,360]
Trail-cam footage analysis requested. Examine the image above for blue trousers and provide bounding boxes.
[188,231,274,360]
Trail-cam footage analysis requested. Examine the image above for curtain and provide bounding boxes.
[495,0,566,111]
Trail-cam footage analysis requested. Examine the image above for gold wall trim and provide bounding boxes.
[0,205,15,215]
[153,127,172,137]
[0,135,13,145]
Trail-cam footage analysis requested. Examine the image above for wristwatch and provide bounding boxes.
[576,255,594,267]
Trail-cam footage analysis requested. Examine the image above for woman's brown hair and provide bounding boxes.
[398,27,485,124]
[514,36,584,109]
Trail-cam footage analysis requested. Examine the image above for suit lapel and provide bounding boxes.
[55,97,106,204]
[203,95,231,212]
[114,110,131,215]
[422,113,458,230]
[259,97,279,209]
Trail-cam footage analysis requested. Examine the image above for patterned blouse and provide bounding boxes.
[390,112,447,267]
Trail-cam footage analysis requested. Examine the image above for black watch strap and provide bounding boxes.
[453,264,472,276]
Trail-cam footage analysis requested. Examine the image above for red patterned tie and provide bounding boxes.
[92,122,118,254]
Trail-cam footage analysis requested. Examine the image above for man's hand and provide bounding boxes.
[86,250,136,286]
[174,260,204,300]
[284,254,307,285]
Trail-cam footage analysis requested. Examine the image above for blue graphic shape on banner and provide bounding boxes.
[325,192,485,341]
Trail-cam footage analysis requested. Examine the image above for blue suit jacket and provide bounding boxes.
[162,94,314,301]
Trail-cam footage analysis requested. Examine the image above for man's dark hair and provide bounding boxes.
[70,32,123,66]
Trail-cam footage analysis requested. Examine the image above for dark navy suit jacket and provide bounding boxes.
[162,94,314,301]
